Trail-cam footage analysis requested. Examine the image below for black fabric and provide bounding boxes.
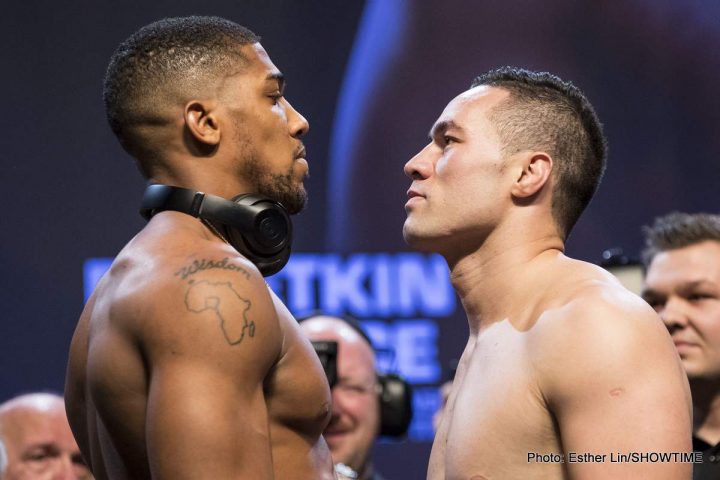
[139,184,292,276]
[693,435,720,480]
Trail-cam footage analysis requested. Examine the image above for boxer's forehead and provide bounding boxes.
[431,86,509,137]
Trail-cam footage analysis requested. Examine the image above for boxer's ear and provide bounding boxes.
[511,152,553,198]
[184,100,221,146]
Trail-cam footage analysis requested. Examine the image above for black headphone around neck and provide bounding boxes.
[139,184,292,276]
[297,313,414,438]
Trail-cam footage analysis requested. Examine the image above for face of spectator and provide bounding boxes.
[300,317,380,475]
[0,396,91,480]
[643,240,720,381]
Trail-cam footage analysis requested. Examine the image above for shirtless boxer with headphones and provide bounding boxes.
[65,16,335,479]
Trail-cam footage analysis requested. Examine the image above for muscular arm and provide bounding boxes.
[140,255,282,479]
[65,302,93,471]
[536,290,693,480]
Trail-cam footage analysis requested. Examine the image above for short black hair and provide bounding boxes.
[471,67,607,239]
[103,16,260,171]
[641,212,720,266]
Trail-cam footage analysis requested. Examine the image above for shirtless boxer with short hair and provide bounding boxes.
[65,16,335,479]
[403,67,692,479]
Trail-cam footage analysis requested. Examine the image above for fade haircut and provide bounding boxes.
[471,67,607,239]
[641,212,720,266]
[103,16,260,173]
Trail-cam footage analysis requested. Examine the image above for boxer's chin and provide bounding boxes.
[278,186,307,215]
[256,175,307,215]
[403,221,430,251]
[242,155,308,214]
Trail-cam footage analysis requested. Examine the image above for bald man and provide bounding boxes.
[0,393,92,479]
[300,316,386,480]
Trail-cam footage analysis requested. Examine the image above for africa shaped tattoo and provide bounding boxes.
[184,280,255,345]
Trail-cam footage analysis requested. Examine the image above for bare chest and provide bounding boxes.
[430,326,565,480]
[266,313,332,438]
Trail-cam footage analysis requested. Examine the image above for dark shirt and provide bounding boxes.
[694,435,720,480]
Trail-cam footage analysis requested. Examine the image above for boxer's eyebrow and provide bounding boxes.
[266,72,285,94]
[429,120,463,140]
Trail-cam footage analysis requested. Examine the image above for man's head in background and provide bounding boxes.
[0,393,91,479]
[641,212,720,381]
[299,315,380,478]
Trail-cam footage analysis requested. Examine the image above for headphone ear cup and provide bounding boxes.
[227,194,292,256]
[139,185,292,277]
[220,194,292,277]
[378,373,413,437]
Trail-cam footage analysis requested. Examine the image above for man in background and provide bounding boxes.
[0,393,92,479]
[642,212,720,480]
[300,314,411,480]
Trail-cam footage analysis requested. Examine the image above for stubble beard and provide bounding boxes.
[240,152,308,215]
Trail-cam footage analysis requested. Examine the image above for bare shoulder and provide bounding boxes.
[528,259,672,359]
[86,215,290,479]
[521,258,692,478]
[527,259,689,412]
[105,215,283,377]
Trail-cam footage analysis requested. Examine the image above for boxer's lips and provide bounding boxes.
[405,189,425,208]
[296,158,309,170]
[292,145,308,174]
[407,188,424,199]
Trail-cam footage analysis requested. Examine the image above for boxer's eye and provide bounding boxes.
[443,135,459,148]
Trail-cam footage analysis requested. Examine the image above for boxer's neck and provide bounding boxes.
[449,236,564,335]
